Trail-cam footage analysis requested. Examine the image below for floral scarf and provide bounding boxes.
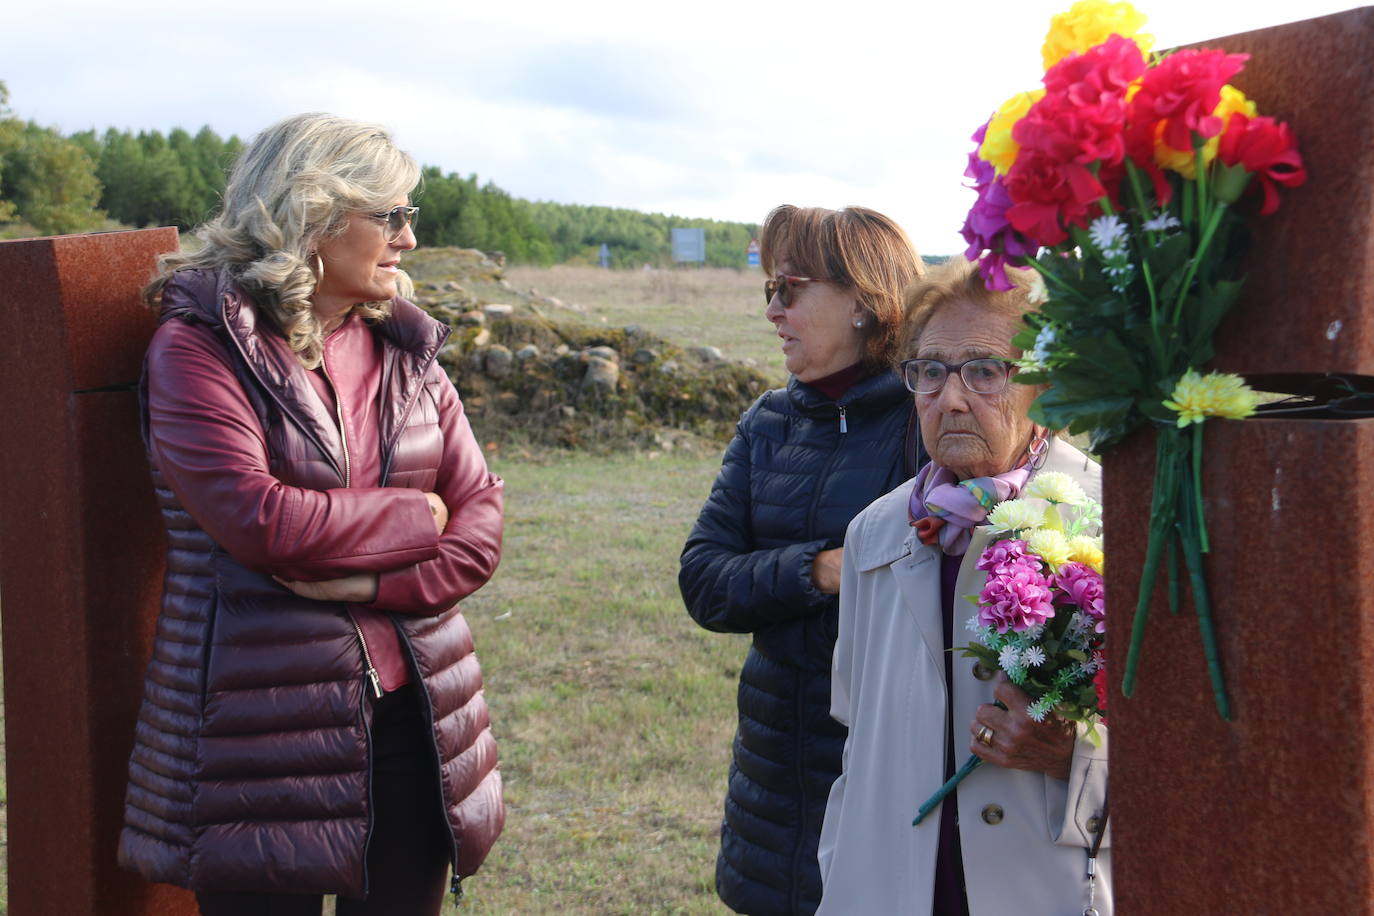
[908,462,1033,556]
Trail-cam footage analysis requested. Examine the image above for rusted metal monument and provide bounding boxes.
[1105,7,1374,914]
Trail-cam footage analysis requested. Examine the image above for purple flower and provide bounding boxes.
[976,538,1041,577]
[978,566,1056,634]
[1056,562,1105,633]
[961,121,1039,292]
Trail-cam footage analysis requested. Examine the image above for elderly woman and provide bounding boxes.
[117,114,504,916]
[816,258,1109,915]
[679,205,926,915]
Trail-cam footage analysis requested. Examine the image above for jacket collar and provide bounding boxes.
[159,268,451,482]
[786,368,908,415]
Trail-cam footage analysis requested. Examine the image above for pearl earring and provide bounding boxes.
[854,319,865,328]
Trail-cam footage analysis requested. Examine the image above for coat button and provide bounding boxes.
[1087,816,1103,835]
[981,804,1003,825]
[972,662,996,681]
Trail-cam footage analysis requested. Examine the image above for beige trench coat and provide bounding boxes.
[817,438,1111,916]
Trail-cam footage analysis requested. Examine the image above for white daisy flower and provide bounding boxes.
[1022,645,1047,667]
[998,645,1022,671]
[1027,698,1052,722]
[1088,214,1129,254]
[1143,210,1182,233]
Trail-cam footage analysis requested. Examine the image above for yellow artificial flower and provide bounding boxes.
[1154,85,1258,178]
[1027,528,1074,572]
[1068,535,1105,573]
[1042,0,1154,71]
[1162,369,1263,427]
[1025,471,1088,506]
[987,498,1046,533]
[979,89,1045,176]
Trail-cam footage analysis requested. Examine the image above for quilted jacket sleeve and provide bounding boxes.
[145,319,440,581]
[678,401,832,634]
[369,366,504,615]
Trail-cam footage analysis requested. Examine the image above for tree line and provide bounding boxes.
[0,83,760,268]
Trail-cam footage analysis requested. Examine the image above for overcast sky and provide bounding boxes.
[3,0,1359,256]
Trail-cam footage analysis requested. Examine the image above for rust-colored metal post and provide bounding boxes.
[1105,8,1374,913]
[0,229,196,915]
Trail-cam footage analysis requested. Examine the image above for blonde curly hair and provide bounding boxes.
[146,113,421,369]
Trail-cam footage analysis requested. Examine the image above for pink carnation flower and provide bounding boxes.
[1055,561,1106,633]
[976,538,1042,577]
[979,565,1056,634]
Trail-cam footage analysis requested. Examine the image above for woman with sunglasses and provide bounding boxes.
[118,113,504,916]
[815,258,1109,915]
[680,205,925,915]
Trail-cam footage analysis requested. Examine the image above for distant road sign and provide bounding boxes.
[671,228,706,264]
[746,237,760,268]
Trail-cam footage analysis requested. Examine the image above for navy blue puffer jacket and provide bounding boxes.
[679,370,919,915]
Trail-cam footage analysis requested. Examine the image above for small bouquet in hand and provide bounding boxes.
[913,472,1105,826]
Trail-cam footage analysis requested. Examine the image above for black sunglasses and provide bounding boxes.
[370,205,419,243]
[764,274,828,307]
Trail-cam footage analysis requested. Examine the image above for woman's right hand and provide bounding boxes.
[424,492,449,536]
[812,547,844,595]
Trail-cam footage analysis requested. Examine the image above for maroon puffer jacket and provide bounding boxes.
[118,268,504,897]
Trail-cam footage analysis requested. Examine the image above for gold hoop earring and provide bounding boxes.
[312,253,324,283]
[1025,426,1050,470]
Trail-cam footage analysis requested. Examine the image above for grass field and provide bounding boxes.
[449,450,742,914]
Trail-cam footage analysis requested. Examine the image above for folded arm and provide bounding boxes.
[146,321,440,581]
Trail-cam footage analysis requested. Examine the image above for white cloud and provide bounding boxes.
[3,0,1363,255]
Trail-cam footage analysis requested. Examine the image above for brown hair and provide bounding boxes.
[902,256,1042,358]
[759,204,924,372]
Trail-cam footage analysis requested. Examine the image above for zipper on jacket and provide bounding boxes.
[350,615,384,699]
[320,351,352,488]
[359,678,377,897]
[838,405,847,434]
[396,623,465,895]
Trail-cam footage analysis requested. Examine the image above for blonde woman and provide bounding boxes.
[118,113,504,916]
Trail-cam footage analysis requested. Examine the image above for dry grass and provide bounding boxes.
[450,451,743,914]
[504,265,785,380]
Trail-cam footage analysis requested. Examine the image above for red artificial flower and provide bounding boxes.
[1002,36,1146,246]
[1216,112,1307,214]
[1004,151,1105,246]
[1127,49,1249,156]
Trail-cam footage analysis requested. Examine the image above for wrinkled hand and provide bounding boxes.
[424,491,449,537]
[274,573,379,604]
[969,674,1076,780]
[812,547,844,595]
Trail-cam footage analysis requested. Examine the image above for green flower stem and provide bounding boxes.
[1123,430,1180,697]
[913,755,983,826]
[1192,421,1210,554]
[1177,459,1231,720]
[1166,536,1180,615]
[913,699,1008,825]
[1193,138,1210,229]
[1171,203,1229,325]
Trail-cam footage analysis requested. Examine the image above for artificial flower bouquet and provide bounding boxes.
[962,0,1306,718]
[913,473,1106,826]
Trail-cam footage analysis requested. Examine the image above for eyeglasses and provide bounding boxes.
[370,205,419,243]
[764,274,828,307]
[900,357,1015,395]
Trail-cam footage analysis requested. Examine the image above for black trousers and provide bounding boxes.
[196,684,452,916]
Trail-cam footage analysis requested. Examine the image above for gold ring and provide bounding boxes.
[976,726,995,747]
